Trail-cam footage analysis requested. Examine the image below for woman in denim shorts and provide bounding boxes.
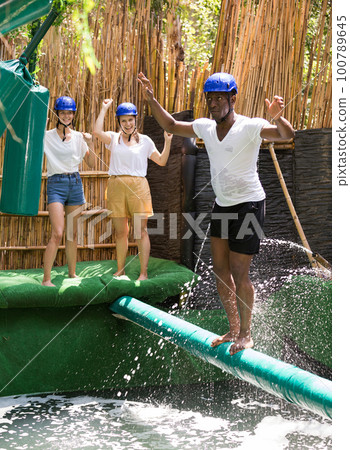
[42,96,95,286]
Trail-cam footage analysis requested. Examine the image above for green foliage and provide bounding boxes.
[178,0,221,69]
[52,0,78,15]
[72,0,101,74]
[302,0,331,124]
[151,0,170,11]
[49,0,102,74]
[305,0,331,58]
[127,0,169,12]
[141,0,221,69]
[52,0,78,25]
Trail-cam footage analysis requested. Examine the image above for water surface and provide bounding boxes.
[0,380,332,449]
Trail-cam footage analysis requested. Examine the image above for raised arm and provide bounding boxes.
[93,99,113,146]
[260,96,295,141]
[150,131,173,166]
[138,72,197,138]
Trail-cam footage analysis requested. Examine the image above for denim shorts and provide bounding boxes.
[210,199,265,254]
[47,172,85,206]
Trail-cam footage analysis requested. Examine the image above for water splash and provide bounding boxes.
[180,237,325,309]
[175,237,332,380]
[261,238,331,278]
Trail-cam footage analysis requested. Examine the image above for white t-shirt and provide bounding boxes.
[192,115,269,206]
[106,132,156,177]
[44,129,88,177]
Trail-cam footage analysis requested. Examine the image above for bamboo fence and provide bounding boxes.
[0,0,332,270]
[195,0,332,127]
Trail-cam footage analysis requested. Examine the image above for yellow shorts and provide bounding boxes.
[106,175,153,219]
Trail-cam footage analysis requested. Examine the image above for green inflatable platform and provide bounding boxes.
[0,258,231,398]
[0,256,199,309]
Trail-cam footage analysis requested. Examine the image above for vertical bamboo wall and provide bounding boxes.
[194,0,332,128]
[0,0,331,270]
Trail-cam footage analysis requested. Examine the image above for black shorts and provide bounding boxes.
[210,200,265,254]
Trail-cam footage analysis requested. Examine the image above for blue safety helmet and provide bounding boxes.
[203,72,238,95]
[54,96,77,111]
[116,102,138,117]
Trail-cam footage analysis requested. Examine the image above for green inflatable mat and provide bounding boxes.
[0,257,199,309]
[259,275,332,369]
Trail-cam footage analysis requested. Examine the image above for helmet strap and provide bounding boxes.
[216,107,233,124]
[56,119,73,141]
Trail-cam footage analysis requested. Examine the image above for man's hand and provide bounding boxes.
[261,95,295,140]
[138,72,154,101]
[265,96,285,121]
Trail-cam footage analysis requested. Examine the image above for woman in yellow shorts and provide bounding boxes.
[94,99,172,280]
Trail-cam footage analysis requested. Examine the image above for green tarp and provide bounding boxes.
[0,306,228,397]
[0,59,34,137]
[0,82,49,215]
[0,0,52,35]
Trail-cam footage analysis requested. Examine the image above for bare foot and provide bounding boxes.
[42,280,56,287]
[137,274,148,281]
[229,336,254,355]
[68,273,78,278]
[113,275,130,281]
[113,270,125,277]
[211,332,237,348]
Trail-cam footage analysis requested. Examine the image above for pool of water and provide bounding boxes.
[0,380,332,449]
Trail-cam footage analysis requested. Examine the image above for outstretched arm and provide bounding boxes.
[260,96,295,141]
[93,99,113,146]
[150,131,173,166]
[138,72,197,138]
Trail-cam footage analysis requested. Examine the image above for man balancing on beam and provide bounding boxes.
[138,71,295,355]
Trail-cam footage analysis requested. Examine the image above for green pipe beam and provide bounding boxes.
[110,296,332,419]
[20,7,59,63]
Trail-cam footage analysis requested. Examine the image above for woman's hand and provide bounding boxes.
[93,100,113,146]
[164,130,173,144]
[82,133,95,168]
[82,132,93,145]
[102,98,113,111]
